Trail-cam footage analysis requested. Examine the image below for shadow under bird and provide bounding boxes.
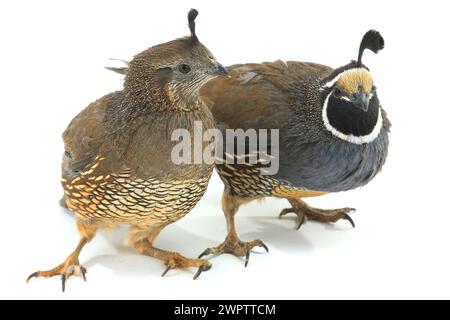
[27,9,227,291]
[108,30,390,267]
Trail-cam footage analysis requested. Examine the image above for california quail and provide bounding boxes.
[197,30,390,265]
[107,31,390,267]
[27,9,227,291]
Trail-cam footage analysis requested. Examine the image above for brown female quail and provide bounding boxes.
[27,9,227,291]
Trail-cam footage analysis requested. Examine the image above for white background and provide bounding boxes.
[1,0,449,300]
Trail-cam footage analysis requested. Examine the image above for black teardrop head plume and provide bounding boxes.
[188,9,199,41]
[357,30,384,66]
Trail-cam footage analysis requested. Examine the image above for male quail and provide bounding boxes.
[28,9,227,291]
[197,30,390,265]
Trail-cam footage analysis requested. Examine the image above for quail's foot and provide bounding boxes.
[279,198,355,230]
[199,234,268,267]
[27,256,87,292]
[160,253,211,280]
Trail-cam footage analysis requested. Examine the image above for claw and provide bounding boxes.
[81,266,87,282]
[193,264,211,280]
[279,208,294,218]
[244,250,251,267]
[245,240,269,267]
[258,241,269,253]
[161,265,174,277]
[61,274,66,292]
[279,207,306,230]
[296,214,306,230]
[198,248,210,259]
[343,212,356,228]
[26,272,38,283]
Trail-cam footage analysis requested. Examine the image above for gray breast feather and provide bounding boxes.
[276,128,389,192]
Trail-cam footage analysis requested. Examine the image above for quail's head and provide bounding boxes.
[320,30,385,143]
[124,9,227,108]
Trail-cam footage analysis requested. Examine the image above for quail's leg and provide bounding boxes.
[198,189,268,267]
[27,220,98,292]
[279,198,355,230]
[131,226,212,280]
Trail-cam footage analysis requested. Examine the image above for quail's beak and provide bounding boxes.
[213,63,228,76]
[352,91,370,112]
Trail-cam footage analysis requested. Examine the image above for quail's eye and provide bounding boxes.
[178,64,191,74]
[333,87,342,98]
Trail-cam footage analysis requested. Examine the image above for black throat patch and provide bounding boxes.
[326,93,379,137]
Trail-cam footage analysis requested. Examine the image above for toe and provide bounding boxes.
[198,248,212,259]
[61,274,66,292]
[80,266,87,281]
[279,207,294,218]
[244,240,270,267]
[296,214,307,230]
[341,212,356,228]
[26,272,39,283]
[258,241,269,253]
[193,263,212,280]
[161,264,174,277]
[244,250,251,267]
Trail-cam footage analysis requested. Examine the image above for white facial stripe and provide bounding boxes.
[323,73,342,89]
[340,92,372,103]
[322,92,383,144]
[341,96,351,102]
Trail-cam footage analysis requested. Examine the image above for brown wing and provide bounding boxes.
[61,92,120,182]
[200,60,333,131]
